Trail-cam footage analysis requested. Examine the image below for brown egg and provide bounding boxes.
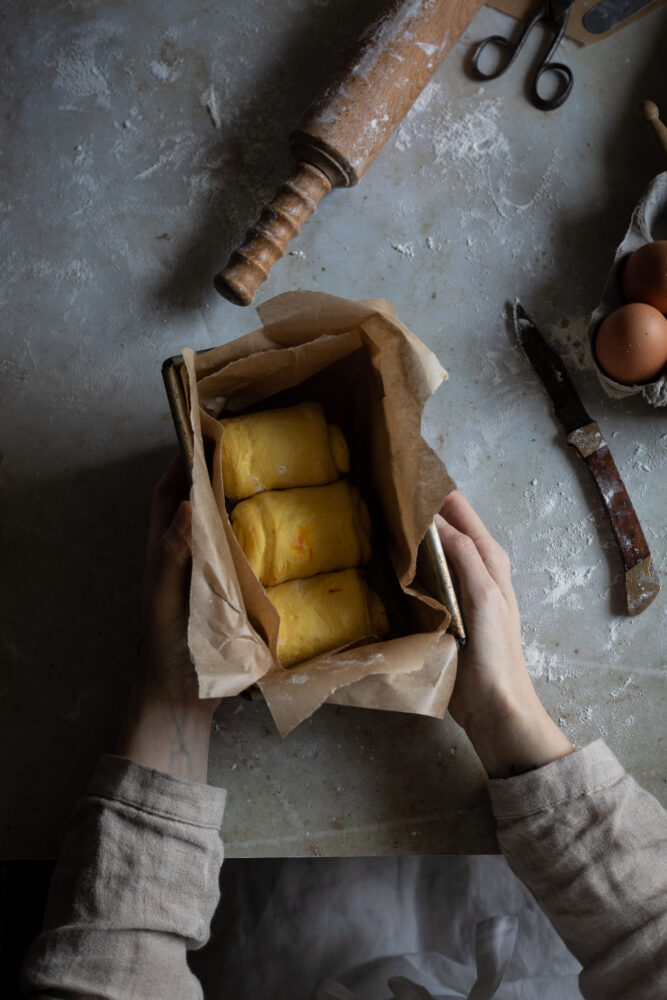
[595,303,667,385]
[621,241,667,312]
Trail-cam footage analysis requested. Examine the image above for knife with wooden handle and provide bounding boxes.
[513,301,661,616]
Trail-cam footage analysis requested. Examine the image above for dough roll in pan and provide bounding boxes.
[220,401,349,500]
[266,568,389,668]
[231,479,372,587]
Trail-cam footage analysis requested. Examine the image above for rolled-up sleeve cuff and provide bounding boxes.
[86,754,226,829]
[488,740,626,819]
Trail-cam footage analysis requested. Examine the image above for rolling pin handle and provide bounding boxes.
[214,162,332,306]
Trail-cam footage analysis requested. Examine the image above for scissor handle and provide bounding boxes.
[470,34,517,80]
[472,3,546,81]
[532,60,573,111]
[531,9,572,112]
[471,2,573,110]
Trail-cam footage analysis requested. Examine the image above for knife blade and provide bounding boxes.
[513,300,661,616]
[582,0,658,35]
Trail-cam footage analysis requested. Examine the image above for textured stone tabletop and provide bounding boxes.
[2,0,665,857]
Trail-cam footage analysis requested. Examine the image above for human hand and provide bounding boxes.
[136,456,213,709]
[117,457,220,782]
[436,491,572,778]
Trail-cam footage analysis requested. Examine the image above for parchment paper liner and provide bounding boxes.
[181,291,458,735]
[589,172,667,407]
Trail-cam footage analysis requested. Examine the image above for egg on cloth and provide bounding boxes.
[595,302,667,385]
[621,240,667,313]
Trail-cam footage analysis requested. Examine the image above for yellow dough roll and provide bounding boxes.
[231,479,372,587]
[220,401,350,500]
[267,569,390,667]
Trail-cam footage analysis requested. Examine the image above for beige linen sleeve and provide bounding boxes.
[489,739,667,1000]
[21,754,226,1000]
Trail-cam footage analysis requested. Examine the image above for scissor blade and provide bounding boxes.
[513,301,591,434]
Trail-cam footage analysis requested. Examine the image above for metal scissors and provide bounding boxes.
[471,0,574,111]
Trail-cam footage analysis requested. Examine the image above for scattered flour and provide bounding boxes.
[52,33,114,108]
[522,638,563,682]
[200,84,221,128]
[608,676,634,700]
[431,98,511,167]
[547,314,595,372]
[543,564,595,609]
[391,241,416,258]
[150,59,181,82]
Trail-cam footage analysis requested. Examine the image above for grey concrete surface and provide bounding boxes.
[1,0,665,857]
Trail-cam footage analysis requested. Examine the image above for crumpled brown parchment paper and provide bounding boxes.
[178,291,458,735]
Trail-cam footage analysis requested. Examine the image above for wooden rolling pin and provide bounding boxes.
[215,0,485,305]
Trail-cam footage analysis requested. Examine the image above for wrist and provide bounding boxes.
[465,685,573,779]
[130,686,217,724]
[117,687,216,783]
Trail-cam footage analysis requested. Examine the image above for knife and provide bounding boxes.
[513,300,661,616]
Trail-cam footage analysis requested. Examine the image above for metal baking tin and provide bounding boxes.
[162,353,466,645]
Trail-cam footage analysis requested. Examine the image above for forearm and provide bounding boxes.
[22,464,229,998]
[22,755,225,1000]
[489,742,667,999]
[116,682,216,783]
[436,494,667,994]
[465,683,573,779]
